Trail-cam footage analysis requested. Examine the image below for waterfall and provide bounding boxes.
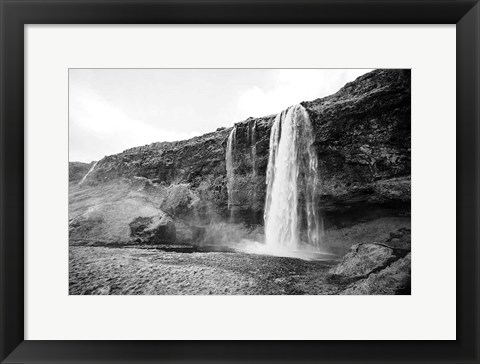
[251,120,258,207]
[78,161,98,185]
[264,105,322,252]
[226,126,236,211]
[251,120,257,180]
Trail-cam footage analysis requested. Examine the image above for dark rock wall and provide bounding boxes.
[76,69,411,229]
[226,115,274,224]
[303,69,411,227]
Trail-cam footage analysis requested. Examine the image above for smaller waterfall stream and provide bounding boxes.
[251,120,258,208]
[78,161,98,185]
[251,120,257,180]
[226,126,236,212]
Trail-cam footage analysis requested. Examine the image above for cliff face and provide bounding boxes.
[304,69,411,226]
[70,69,411,245]
[226,69,411,226]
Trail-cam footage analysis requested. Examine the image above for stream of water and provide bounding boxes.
[226,126,236,212]
[79,161,98,185]
[264,104,323,253]
[225,105,324,258]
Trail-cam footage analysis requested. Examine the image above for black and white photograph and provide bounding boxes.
[69,68,411,295]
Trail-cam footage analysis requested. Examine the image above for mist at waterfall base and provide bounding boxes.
[226,105,332,261]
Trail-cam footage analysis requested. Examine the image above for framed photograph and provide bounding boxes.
[1,0,478,363]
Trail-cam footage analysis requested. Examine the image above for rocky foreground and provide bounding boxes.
[69,226,410,295]
[70,246,337,295]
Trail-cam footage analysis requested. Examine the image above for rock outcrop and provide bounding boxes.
[69,179,177,245]
[129,214,176,244]
[69,69,411,246]
[329,243,397,277]
[340,252,411,295]
[328,238,411,295]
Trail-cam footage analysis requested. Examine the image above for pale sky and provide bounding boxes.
[69,69,373,163]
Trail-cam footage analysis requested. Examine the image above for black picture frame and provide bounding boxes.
[1,0,478,363]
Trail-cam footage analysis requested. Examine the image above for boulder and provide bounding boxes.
[384,227,411,249]
[69,181,176,245]
[341,253,411,295]
[328,240,411,295]
[329,243,396,277]
[129,215,176,244]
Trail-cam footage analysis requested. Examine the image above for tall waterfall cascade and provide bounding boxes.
[226,126,236,211]
[264,104,323,252]
[78,161,98,185]
[251,120,258,202]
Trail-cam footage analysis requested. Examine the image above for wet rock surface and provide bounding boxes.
[327,227,411,294]
[69,246,340,295]
[129,215,176,244]
[69,224,411,295]
[341,253,411,295]
[69,236,410,295]
[329,243,397,277]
